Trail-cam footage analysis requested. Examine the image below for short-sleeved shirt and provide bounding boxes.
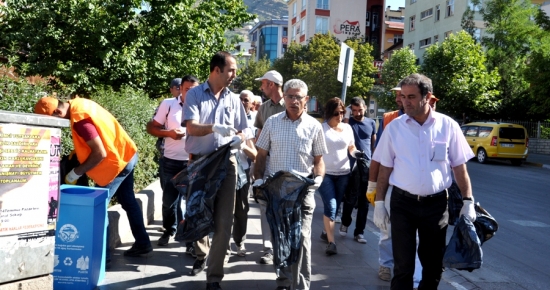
[349,116,376,159]
[182,81,248,155]
[372,109,474,196]
[322,122,354,175]
[153,97,189,161]
[254,98,285,129]
[256,111,328,177]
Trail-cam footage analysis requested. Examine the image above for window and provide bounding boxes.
[499,128,525,139]
[468,0,482,11]
[410,0,417,3]
[419,37,431,48]
[315,17,329,34]
[409,15,416,31]
[446,0,454,17]
[408,43,415,50]
[465,126,478,137]
[292,26,297,40]
[316,0,329,10]
[478,127,493,138]
[302,0,307,10]
[293,2,297,17]
[435,5,441,21]
[301,18,306,35]
[444,30,452,38]
[434,35,439,43]
[421,8,433,19]
[366,11,370,27]
[283,27,288,37]
[258,27,279,63]
[372,12,379,31]
[388,16,404,23]
[394,34,403,43]
[473,28,481,41]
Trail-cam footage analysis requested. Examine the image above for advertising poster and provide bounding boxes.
[49,132,61,231]
[0,124,52,237]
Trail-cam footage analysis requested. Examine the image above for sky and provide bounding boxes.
[386,0,405,9]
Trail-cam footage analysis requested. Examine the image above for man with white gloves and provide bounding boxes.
[372,74,475,290]
[182,51,248,290]
[254,79,327,290]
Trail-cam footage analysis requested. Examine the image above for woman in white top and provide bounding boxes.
[318,98,361,255]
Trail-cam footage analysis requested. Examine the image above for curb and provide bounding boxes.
[524,161,550,170]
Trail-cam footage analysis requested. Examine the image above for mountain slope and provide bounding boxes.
[243,0,288,20]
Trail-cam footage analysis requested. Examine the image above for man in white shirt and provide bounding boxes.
[146,75,199,247]
[373,73,476,289]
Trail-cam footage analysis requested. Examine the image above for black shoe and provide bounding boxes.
[186,245,197,257]
[191,258,206,276]
[206,282,222,290]
[325,242,337,255]
[123,244,153,257]
[320,231,328,243]
[158,232,172,246]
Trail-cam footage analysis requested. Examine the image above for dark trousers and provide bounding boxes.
[233,168,250,247]
[160,157,187,235]
[341,189,369,236]
[390,187,448,290]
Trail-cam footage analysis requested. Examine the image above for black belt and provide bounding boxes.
[393,186,447,201]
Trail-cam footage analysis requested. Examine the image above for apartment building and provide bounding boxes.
[248,18,289,63]
[381,5,405,59]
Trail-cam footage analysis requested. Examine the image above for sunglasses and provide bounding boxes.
[333,111,345,117]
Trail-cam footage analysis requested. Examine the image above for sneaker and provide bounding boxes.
[325,242,337,255]
[320,231,328,243]
[123,243,153,257]
[206,282,222,290]
[157,232,172,246]
[339,225,348,236]
[354,234,367,244]
[236,244,246,257]
[378,265,391,281]
[334,215,342,223]
[191,258,206,276]
[186,245,196,257]
[259,252,273,264]
[224,253,230,265]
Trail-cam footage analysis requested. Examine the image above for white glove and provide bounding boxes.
[252,179,264,187]
[229,135,243,149]
[308,176,323,190]
[212,124,237,137]
[460,199,476,222]
[352,149,362,159]
[366,181,377,206]
[373,201,389,231]
[65,168,82,185]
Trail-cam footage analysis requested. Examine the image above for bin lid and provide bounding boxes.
[59,185,109,207]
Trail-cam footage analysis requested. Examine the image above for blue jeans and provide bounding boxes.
[160,157,187,235]
[102,153,151,251]
[318,173,350,220]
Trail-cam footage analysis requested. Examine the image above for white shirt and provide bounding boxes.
[373,109,474,196]
[322,122,355,175]
[153,97,189,161]
[237,128,255,170]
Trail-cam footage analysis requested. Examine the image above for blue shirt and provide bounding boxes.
[349,116,376,160]
[183,81,248,155]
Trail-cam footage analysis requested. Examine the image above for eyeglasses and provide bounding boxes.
[333,111,345,117]
[285,94,305,101]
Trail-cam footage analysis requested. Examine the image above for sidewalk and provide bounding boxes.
[99,181,471,290]
[525,153,550,169]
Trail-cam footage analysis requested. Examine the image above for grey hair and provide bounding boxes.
[240,90,254,97]
[283,79,308,95]
[400,73,432,98]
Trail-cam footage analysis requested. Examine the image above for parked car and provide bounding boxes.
[461,122,529,166]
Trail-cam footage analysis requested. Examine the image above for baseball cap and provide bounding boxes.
[34,96,59,116]
[390,86,401,91]
[255,70,283,86]
[430,95,440,102]
[170,78,182,88]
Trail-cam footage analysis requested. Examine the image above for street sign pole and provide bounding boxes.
[340,47,350,102]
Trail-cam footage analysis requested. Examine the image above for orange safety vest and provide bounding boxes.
[383,110,401,129]
[69,98,137,186]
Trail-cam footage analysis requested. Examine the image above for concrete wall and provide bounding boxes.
[529,138,550,155]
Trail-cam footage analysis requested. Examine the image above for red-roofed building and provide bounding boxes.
[381,5,405,60]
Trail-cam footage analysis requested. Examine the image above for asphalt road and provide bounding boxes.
[454,160,550,289]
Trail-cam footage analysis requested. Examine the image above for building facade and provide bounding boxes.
[248,19,289,63]
[286,0,367,44]
[380,5,405,59]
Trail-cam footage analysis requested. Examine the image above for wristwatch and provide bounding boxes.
[462,197,473,201]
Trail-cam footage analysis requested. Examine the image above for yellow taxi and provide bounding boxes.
[461,122,529,166]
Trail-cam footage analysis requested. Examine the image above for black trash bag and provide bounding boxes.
[170,143,232,243]
[447,180,463,226]
[474,203,498,245]
[343,152,370,207]
[257,171,314,270]
[59,151,88,186]
[443,215,483,271]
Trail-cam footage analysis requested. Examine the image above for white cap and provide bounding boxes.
[390,86,401,91]
[255,70,283,86]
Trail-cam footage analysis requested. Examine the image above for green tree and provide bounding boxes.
[345,38,377,102]
[479,0,539,118]
[378,48,419,110]
[421,31,500,119]
[0,0,254,97]
[525,11,550,119]
[271,42,308,85]
[233,56,271,96]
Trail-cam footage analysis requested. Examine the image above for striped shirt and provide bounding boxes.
[256,111,327,177]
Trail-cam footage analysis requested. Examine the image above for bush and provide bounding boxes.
[0,73,160,192]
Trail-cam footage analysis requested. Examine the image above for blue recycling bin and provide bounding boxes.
[53,185,108,290]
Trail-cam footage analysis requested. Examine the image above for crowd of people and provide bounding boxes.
[33,50,477,290]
